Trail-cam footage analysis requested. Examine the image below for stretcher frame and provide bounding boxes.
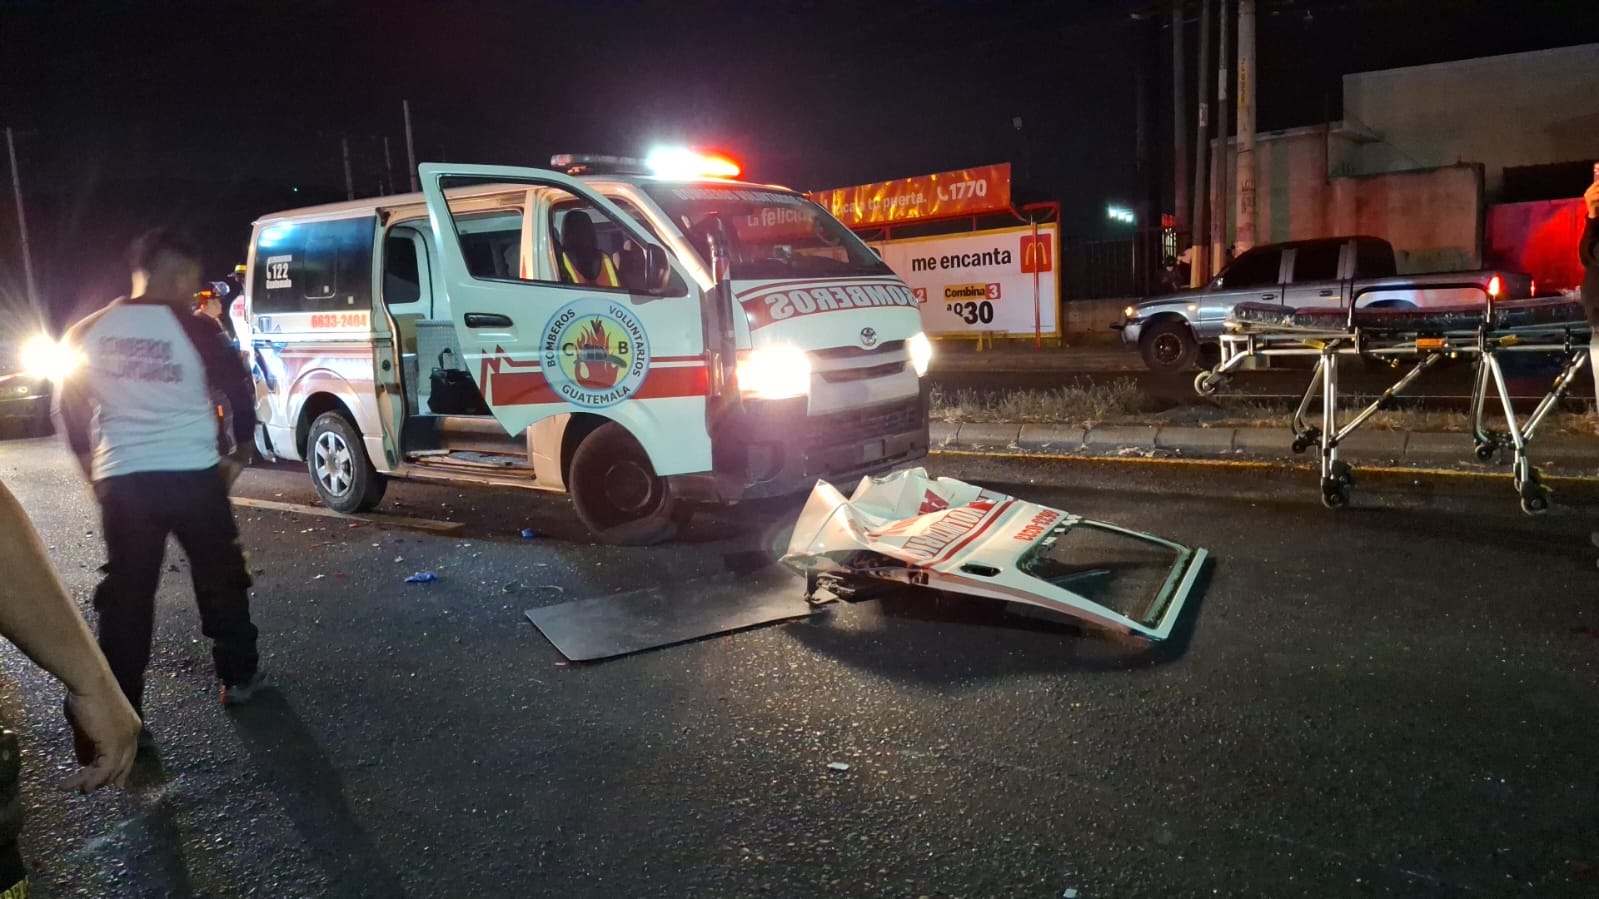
[1194,288,1592,513]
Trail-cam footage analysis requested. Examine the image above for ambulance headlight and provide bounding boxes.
[737,345,811,400]
[20,335,82,381]
[908,332,933,377]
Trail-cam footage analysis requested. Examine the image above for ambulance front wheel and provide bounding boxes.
[307,412,387,514]
[568,422,688,546]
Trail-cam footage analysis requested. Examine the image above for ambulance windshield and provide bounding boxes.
[641,183,892,281]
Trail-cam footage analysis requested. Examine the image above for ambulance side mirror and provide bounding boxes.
[645,244,672,294]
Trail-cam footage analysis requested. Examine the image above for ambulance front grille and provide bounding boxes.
[811,340,906,361]
[805,397,924,449]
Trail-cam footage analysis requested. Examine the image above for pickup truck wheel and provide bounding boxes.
[568,422,684,546]
[1140,320,1200,372]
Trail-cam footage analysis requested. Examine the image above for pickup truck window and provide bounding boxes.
[1292,243,1341,282]
[1217,247,1281,288]
[1355,239,1397,278]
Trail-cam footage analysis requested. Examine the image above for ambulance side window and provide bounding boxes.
[253,216,376,314]
[383,229,425,307]
[546,190,681,294]
[441,191,527,282]
[433,177,681,296]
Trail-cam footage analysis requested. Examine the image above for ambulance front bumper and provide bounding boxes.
[676,389,930,502]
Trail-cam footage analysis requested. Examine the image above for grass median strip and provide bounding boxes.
[931,382,1599,436]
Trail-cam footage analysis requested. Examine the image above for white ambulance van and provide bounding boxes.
[238,156,932,544]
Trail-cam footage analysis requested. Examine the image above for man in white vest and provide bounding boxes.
[57,229,264,742]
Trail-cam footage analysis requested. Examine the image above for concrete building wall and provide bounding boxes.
[1210,129,1483,273]
[1341,43,1599,200]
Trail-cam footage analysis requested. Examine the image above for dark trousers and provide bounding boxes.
[91,467,258,715]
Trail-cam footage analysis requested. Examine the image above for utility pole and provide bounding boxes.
[1212,0,1231,268]
[1236,0,1258,252]
[341,136,355,201]
[4,127,39,309]
[382,135,395,195]
[1171,0,1188,244]
[403,100,419,192]
[1189,0,1213,285]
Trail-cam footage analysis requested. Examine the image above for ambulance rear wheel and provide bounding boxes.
[307,412,387,514]
[568,422,686,546]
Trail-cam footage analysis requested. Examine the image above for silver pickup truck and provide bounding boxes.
[1113,235,1533,372]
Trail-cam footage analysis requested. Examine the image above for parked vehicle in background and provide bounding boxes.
[0,335,72,437]
[1113,235,1534,372]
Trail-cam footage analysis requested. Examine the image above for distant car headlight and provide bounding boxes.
[907,332,933,377]
[20,335,81,381]
[737,345,811,400]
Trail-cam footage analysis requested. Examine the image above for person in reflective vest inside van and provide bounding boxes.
[560,210,619,287]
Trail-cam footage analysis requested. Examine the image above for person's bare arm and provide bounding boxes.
[0,480,139,791]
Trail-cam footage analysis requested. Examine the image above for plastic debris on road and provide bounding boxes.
[780,467,1209,643]
[826,762,851,772]
[404,571,439,584]
[520,528,538,540]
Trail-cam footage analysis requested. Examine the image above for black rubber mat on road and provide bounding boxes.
[525,564,815,662]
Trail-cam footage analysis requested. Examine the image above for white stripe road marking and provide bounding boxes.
[230,497,465,535]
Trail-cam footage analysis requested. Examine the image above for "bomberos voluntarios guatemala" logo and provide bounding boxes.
[539,300,651,408]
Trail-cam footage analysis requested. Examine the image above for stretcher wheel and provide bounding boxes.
[1321,480,1349,509]
[1474,443,1496,462]
[1291,437,1312,455]
[1518,478,1550,516]
[1193,372,1221,396]
[1330,461,1355,488]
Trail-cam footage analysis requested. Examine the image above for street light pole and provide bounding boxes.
[5,127,40,309]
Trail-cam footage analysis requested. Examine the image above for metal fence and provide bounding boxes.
[1060,228,1183,300]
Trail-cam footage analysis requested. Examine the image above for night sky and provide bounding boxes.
[2,0,1597,322]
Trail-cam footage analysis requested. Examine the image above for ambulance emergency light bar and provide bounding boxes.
[550,148,741,180]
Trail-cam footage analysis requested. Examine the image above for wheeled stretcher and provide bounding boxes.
[1193,289,1593,513]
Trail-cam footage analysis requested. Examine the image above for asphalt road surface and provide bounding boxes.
[1,437,1597,898]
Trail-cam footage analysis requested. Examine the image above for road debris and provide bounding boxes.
[404,571,439,584]
[826,762,851,772]
[781,467,1209,642]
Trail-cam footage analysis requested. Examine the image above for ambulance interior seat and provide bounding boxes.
[558,210,605,284]
[555,205,653,289]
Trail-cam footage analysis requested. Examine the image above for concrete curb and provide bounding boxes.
[932,421,1599,472]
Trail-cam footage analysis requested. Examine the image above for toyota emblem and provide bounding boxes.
[859,327,878,348]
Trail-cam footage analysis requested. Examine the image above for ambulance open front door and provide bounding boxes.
[417,163,712,477]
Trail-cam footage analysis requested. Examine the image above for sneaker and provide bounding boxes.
[221,672,266,707]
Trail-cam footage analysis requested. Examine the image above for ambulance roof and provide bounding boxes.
[254,175,801,226]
